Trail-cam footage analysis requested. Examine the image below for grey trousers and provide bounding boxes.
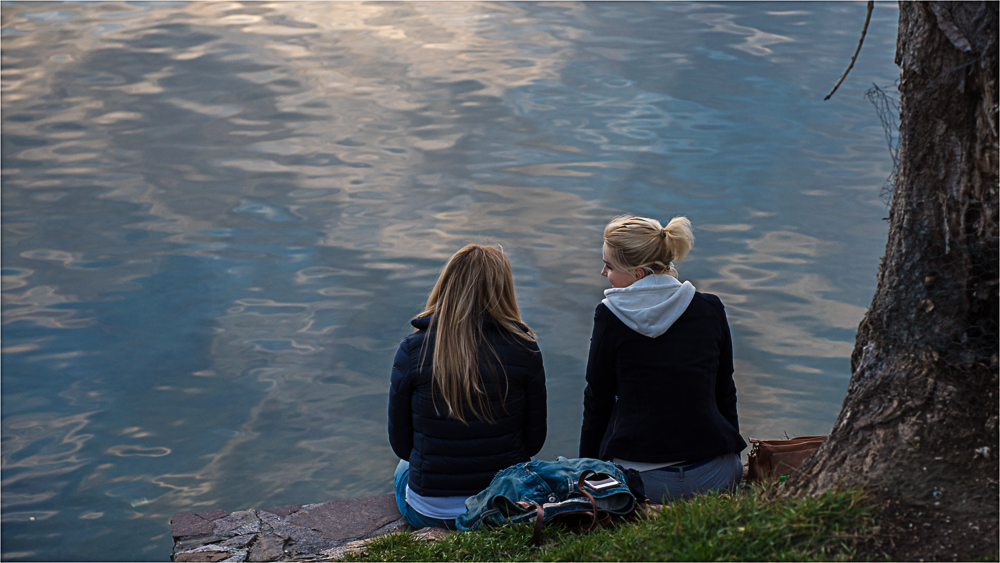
[639,452,743,502]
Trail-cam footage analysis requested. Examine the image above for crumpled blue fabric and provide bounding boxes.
[456,456,637,531]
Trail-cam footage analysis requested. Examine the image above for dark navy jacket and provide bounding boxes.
[388,315,547,497]
[579,293,747,462]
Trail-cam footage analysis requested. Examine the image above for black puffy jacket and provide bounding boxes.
[579,293,747,463]
[388,315,547,497]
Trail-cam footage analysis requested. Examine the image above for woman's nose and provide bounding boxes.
[601,265,609,277]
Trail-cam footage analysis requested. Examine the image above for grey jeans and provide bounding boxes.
[639,452,743,502]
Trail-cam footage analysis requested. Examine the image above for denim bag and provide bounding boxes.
[456,457,638,541]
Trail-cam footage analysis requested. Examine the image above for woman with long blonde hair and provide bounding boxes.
[579,215,746,501]
[388,244,546,529]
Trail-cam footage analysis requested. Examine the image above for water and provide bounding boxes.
[1,2,899,560]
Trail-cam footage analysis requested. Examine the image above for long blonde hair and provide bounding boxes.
[417,244,534,424]
[603,215,694,277]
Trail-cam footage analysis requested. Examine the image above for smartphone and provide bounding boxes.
[583,475,620,491]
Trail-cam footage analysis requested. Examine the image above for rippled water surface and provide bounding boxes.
[2,2,899,560]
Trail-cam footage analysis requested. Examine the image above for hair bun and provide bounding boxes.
[659,227,668,239]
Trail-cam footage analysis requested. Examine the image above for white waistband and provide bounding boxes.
[405,485,469,519]
[613,458,690,472]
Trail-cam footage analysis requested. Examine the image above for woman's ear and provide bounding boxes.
[634,268,647,280]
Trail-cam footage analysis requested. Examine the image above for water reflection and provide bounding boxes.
[702,229,867,358]
[2,411,97,528]
[2,2,899,560]
[691,12,795,57]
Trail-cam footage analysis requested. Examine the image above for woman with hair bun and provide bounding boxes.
[579,215,746,501]
[389,244,546,529]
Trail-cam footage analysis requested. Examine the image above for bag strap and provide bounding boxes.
[576,470,601,529]
[528,468,626,546]
[531,503,545,546]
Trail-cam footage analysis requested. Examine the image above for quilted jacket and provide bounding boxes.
[388,314,547,497]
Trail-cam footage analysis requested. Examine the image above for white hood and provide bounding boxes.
[601,275,696,338]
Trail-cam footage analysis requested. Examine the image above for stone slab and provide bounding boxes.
[248,534,287,562]
[220,534,256,549]
[261,503,302,518]
[172,511,228,539]
[287,494,401,542]
[171,494,406,561]
[196,509,229,521]
[213,510,261,537]
[259,511,340,557]
[174,553,230,563]
[174,536,225,553]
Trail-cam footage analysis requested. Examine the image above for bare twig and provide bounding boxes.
[825,1,875,101]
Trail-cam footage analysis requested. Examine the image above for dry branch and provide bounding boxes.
[825,1,875,101]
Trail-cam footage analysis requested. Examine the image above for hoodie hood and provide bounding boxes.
[601,275,696,338]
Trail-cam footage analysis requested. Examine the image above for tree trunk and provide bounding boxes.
[787,0,998,557]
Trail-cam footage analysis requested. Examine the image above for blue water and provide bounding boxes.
[1,2,899,560]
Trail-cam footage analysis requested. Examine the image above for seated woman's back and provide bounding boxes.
[388,244,546,528]
[580,214,746,501]
[390,313,546,496]
[581,291,741,463]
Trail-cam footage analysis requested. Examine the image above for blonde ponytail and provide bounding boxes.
[662,216,694,263]
[604,214,694,278]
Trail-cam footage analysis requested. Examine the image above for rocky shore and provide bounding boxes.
[170,494,412,562]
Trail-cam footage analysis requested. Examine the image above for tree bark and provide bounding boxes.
[787,0,998,536]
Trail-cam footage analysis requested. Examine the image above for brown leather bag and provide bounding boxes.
[746,435,827,482]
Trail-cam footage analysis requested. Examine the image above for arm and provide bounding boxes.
[579,306,616,459]
[714,307,740,434]
[387,337,415,460]
[522,347,547,457]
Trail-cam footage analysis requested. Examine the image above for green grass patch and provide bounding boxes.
[353,486,876,562]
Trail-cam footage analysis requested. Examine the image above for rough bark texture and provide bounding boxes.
[787,1,998,558]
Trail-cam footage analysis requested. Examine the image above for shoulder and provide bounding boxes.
[594,302,615,320]
[410,315,431,330]
[507,322,540,351]
[591,302,626,340]
[691,291,726,313]
[500,332,541,356]
[398,325,427,359]
[392,327,426,389]
[492,324,542,359]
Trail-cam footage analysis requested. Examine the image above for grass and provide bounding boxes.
[352,486,877,562]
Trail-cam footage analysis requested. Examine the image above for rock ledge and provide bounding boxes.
[171,494,409,562]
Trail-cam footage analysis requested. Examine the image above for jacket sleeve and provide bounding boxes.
[579,305,616,459]
[714,305,740,434]
[522,345,547,457]
[388,337,415,460]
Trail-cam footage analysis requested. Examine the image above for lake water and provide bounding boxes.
[1,2,899,560]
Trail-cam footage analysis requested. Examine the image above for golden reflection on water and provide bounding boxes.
[2,285,95,329]
[690,12,795,57]
[701,229,866,358]
[1,412,96,515]
[106,445,171,458]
